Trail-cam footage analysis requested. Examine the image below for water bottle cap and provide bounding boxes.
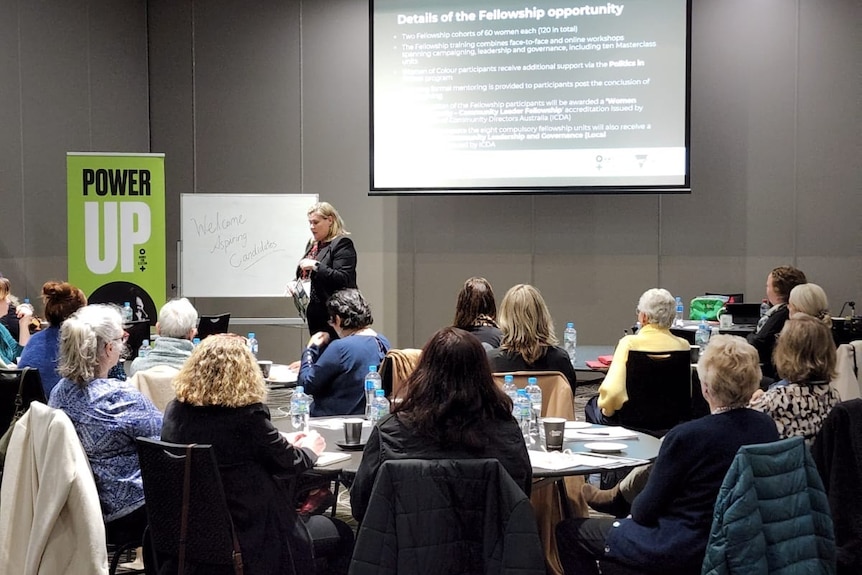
[24,298,30,304]
[528,377,538,384]
[504,374,514,383]
[369,365,378,372]
[676,296,682,302]
[142,339,149,346]
[193,337,201,344]
[248,332,255,339]
[295,386,304,394]
[375,389,385,397]
[124,301,131,307]
[567,322,574,328]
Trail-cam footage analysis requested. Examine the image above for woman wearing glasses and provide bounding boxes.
[297,289,390,416]
[48,304,162,533]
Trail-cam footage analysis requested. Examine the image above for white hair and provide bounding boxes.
[58,304,124,385]
[158,298,199,339]
[637,288,677,328]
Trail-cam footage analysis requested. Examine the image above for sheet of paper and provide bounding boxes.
[564,427,639,441]
[315,452,352,467]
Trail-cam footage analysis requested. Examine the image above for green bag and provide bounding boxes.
[689,296,727,321]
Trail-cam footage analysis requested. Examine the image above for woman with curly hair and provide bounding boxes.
[452,276,503,348]
[161,334,353,575]
[486,284,577,392]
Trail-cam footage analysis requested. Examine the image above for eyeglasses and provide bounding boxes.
[111,332,129,345]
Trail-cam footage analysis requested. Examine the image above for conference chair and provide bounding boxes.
[135,437,244,575]
[493,370,588,575]
[197,313,231,339]
[703,437,836,574]
[614,350,692,437]
[349,458,545,575]
[812,399,862,574]
[379,348,421,397]
[833,344,862,402]
[123,319,152,361]
[0,367,46,432]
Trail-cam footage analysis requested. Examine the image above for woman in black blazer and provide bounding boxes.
[295,202,358,338]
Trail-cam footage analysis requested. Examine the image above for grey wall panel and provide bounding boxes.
[89,0,150,151]
[0,0,23,266]
[795,0,862,257]
[193,0,302,193]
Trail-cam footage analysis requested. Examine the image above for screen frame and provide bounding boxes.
[368,0,692,196]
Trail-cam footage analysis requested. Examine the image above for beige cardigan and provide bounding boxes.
[0,402,108,575]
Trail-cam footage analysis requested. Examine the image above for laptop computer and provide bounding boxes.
[725,303,762,327]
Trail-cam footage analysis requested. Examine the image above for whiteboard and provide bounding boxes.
[180,194,317,297]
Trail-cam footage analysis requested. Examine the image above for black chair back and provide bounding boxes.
[0,368,46,431]
[616,350,692,436]
[135,437,241,572]
[124,319,152,361]
[197,313,231,339]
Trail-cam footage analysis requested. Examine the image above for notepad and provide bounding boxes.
[314,452,352,467]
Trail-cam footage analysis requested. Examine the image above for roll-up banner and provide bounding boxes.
[67,152,166,324]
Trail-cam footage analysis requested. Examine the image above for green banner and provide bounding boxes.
[67,153,166,324]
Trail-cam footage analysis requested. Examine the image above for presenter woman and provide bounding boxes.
[295,202,357,338]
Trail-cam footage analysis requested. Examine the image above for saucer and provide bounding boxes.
[584,442,627,454]
[335,441,366,451]
[564,421,592,429]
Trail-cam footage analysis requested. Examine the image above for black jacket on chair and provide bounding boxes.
[349,458,545,575]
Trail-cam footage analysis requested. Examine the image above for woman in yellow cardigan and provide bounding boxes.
[585,288,689,424]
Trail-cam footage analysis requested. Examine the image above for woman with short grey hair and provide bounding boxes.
[297,289,391,416]
[129,297,199,376]
[585,287,690,424]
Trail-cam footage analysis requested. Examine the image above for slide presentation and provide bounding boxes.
[371,0,690,193]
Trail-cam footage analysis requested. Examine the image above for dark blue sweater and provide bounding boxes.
[17,325,61,396]
[605,408,779,574]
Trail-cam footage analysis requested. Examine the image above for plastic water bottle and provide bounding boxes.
[371,389,390,424]
[674,297,685,327]
[525,376,543,436]
[695,319,710,347]
[122,302,133,323]
[564,322,577,367]
[290,386,310,431]
[514,390,532,442]
[364,365,382,419]
[247,332,258,357]
[502,374,518,402]
[138,339,151,358]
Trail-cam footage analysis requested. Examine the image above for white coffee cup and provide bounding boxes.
[719,314,732,329]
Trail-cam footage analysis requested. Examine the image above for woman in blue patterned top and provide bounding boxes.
[48,304,162,532]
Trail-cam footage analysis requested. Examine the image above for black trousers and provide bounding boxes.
[556,517,616,575]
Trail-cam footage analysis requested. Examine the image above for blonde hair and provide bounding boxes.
[773,315,837,384]
[0,277,10,299]
[308,201,350,241]
[173,334,267,407]
[58,304,124,386]
[789,283,831,328]
[696,334,760,408]
[498,284,558,364]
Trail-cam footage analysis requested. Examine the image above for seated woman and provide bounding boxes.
[557,335,779,575]
[788,282,832,327]
[747,265,807,380]
[161,334,353,575]
[351,326,531,522]
[47,304,162,532]
[18,281,87,396]
[129,297,198,376]
[0,277,33,365]
[453,276,503,348]
[486,284,577,392]
[748,315,840,446]
[297,289,390,416]
[585,288,689,424]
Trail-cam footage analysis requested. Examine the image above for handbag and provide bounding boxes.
[0,367,32,470]
[689,296,727,321]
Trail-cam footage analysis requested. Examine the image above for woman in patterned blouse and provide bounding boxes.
[48,304,162,533]
[748,315,840,445]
